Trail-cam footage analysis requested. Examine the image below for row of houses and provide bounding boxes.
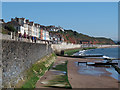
[1,17,64,43]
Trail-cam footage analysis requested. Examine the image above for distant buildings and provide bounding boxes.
[0,19,5,24]
[40,25,50,41]
[2,17,64,43]
[49,32,64,44]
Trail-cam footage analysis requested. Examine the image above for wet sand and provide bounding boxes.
[67,57,119,88]
[36,56,119,88]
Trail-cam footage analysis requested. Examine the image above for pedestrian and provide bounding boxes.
[32,37,34,43]
[31,36,33,42]
[34,37,36,43]
[18,33,21,41]
[24,32,27,38]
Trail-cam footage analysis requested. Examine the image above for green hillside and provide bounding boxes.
[58,29,115,45]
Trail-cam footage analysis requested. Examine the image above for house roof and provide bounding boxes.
[80,40,90,42]
[29,22,34,26]
[6,21,22,26]
[0,19,5,23]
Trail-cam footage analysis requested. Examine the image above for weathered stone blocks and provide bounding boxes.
[2,40,53,87]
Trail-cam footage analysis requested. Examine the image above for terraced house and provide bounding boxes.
[2,17,65,44]
[4,17,50,41]
[40,25,50,41]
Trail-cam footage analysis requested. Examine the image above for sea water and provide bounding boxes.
[76,47,120,80]
[84,47,118,59]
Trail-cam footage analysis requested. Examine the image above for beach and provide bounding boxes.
[36,56,119,88]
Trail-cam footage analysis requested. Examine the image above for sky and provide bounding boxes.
[2,2,118,40]
[1,0,120,2]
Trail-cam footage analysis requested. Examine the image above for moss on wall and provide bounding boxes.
[16,53,56,88]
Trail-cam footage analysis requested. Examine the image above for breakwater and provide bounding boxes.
[2,40,53,87]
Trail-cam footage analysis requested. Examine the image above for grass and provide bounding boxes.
[2,28,11,34]
[20,53,56,89]
[82,47,97,50]
[46,61,72,89]
[52,63,67,71]
[66,36,69,40]
[64,48,82,56]
[64,47,97,56]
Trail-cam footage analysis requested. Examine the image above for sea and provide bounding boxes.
[75,47,120,80]
[84,47,119,59]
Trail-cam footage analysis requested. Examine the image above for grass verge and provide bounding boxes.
[64,47,97,56]
[19,53,56,88]
[82,47,97,50]
[64,49,81,56]
[46,61,72,89]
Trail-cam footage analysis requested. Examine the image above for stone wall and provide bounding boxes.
[51,43,118,53]
[2,40,53,87]
[0,33,11,40]
[51,43,82,52]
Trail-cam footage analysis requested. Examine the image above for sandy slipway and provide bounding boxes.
[36,56,119,88]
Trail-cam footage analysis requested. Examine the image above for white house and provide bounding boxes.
[5,17,51,41]
[6,20,24,35]
[8,17,29,35]
[35,24,40,38]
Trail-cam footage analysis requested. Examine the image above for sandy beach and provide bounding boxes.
[36,56,119,89]
[67,57,118,88]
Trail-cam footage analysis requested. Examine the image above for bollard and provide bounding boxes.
[61,50,64,56]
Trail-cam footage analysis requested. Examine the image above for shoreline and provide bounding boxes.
[67,57,119,88]
[36,56,119,88]
[97,45,119,49]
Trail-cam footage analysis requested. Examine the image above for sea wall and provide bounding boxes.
[51,43,82,52]
[2,40,53,87]
[51,43,118,51]
[51,43,118,55]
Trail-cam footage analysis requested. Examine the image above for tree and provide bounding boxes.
[117,41,120,45]
[6,24,17,32]
[73,31,77,35]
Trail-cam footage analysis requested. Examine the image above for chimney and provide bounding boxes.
[26,19,29,24]
[16,18,19,22]
[11,18,14,21]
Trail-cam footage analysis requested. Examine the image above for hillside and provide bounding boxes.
[53,30,115,45]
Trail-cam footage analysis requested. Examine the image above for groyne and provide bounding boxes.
[2,40,53,88]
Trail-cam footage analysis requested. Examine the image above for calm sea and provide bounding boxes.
[76,47,120,80]
[84,47,119,59]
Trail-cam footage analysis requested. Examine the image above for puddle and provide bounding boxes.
[106,67,119,80]
[75,62,119,80]
[51,70,66,75]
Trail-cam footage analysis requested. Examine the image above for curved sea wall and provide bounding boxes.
[51,43,118,51]
[51,43,81,51]
[2,40,53,87]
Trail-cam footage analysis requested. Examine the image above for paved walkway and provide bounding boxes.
[36,56,119,88]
